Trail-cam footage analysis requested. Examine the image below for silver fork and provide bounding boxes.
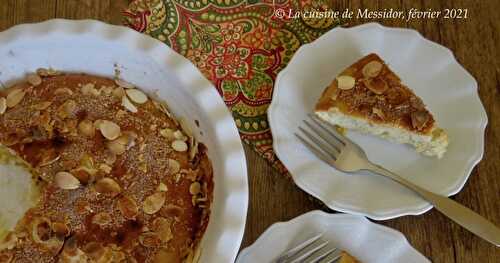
[275,234,341,263]
[296,114,500,247]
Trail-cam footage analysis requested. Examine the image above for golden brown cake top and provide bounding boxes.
[315,53,435,134]
[0,71,213,263]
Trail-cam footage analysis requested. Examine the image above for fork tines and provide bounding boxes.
[295,114,347,163]
[275,234,341,263]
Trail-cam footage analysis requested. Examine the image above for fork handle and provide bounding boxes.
[369,163,500,247]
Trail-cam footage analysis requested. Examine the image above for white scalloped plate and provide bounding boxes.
[268,23,487,220]
[237,211,429,263]
[0,19,248,263]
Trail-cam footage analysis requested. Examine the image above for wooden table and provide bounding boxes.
[1,1,498,262]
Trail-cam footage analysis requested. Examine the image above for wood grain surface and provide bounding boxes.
[0,1,498,262]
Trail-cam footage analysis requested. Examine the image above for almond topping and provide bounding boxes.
[54,87,73,95]
[55,172,80,190]
[167,159,180,174]
[97,120,121,140]
[112,86,126,98]
[92,212,112,226]
[172,140,188,152]
[106,139,126,155]
[411,110,430,131]
[36,68,49,77]
[121,95,138,113]
[27,73,42,86]
[362,61,383,78]
[336,76,355,90]
[143,192,166,215]
[117,196,138,219]
[372,107,385,119]
[6,89,26,108]
[152,217,173,242]
[32,101,52,110]
[81,83,99,96]
[173,130,187,141]
[115,79,135,89]
[126,89,148,104]
[99,164,112,174]
[189,182,201,195]
[158,183,168,192]
[159,128,175,140]
[0,97,6,114]
[78,119,95,137]
[363,77,388,95]
[57,100,77,119]
[95,177,121,197]
[139,232,161,248]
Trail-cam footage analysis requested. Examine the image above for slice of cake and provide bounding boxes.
[314,53,448,158]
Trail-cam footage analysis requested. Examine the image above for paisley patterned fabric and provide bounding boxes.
[124,0,340,174]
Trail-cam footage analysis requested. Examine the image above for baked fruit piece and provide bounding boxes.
[315,53,448,158]
[0,70,213,263]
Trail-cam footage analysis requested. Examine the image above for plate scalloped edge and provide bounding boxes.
[0,19,249,263]
[268,22,488,220]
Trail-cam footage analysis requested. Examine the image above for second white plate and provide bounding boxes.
[237,211,429,263]
[268,23,487,220]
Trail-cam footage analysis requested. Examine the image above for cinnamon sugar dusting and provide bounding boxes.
[0,72,213,262]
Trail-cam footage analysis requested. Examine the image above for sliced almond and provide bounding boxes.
[55,172,80,190]
[117,196,138,220]
[173,130,187,141]
[188,136,199,160]
[158,182,168,192]
[6,89,26,108]
[172,140,188,152]
[95,177,121,197]
[362,61,383,78]
[189,182,201,195]
[97,120,121,140]
[363,78,388,95]
[78,119,95,137]
[126,89,148,104]
[336,76,355,90]
[411,110,430,131]
[81,83,99,96]
[121,95,138,113]
[159,128,175,140]
[167,159,180,174]
[54,87,73,95]
[115,79,135,89]
[139,232,161,248]
[143,192,166,215]
[106,140,126,155]
[112,86,125,99]
[0,97,6,114]
[99,164,112,174]
[100,86,114,95]
[372,107,385,119]
[152,217,173,242]
[36,68,49,77]
[27,73,42,86]
[92,212,112,226]
[32,101,52,110]
[57,100,77,119]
